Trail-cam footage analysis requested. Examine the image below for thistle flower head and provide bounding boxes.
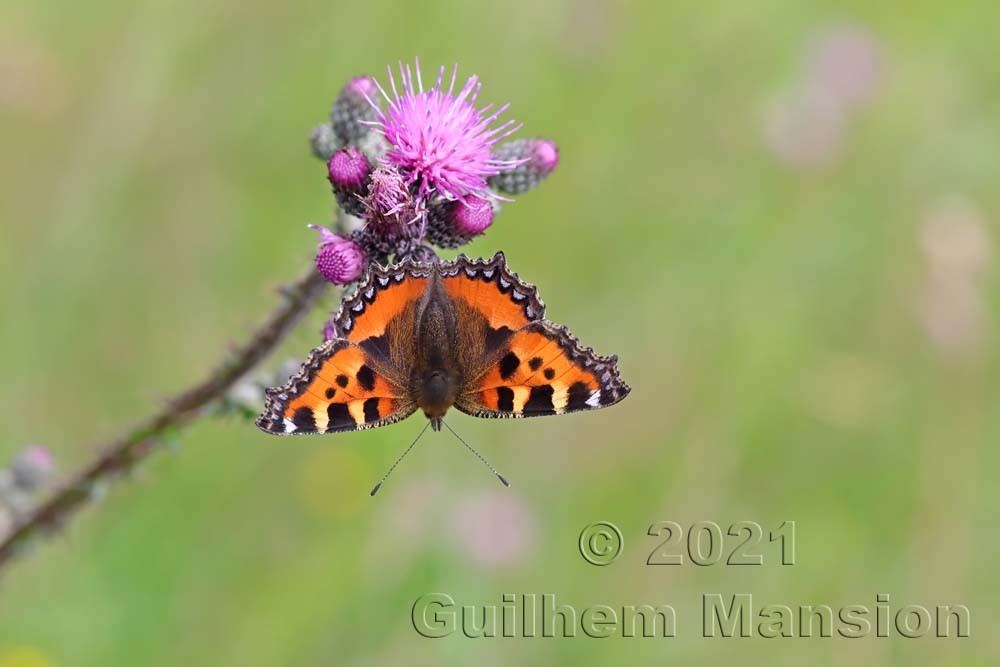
[489,138,560,195]
[365,59,524,204]
[362,165,423,225]
[322,316,338,341]
[426,195,494,248]
[355,166,426,258]
[331,76,380,145]
[454,197,494,236]
[309,225,366,284]
[326,147,372,216]
[327,146,371,192]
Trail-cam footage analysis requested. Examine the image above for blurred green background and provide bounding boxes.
[1,0,997,664]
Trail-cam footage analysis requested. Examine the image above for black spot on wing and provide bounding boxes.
[325,387,336,399]
[567,381,591,412]
[335,374,349,388]
[499,351,520,380]
[524,385,555,415]
[363,397,381,423]
[543,368,556,380]
[484,326,514,355]
[292,406,317,431]
[357,364,376,391]
[326,402,354,430]
[496,386,515,412]
[528,357,543,371]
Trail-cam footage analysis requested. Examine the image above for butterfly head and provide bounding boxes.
[418,368,457,427]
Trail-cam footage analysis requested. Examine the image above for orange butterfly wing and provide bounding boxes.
[440,252,545,333]
[256,338,415,435]
[444,254,630,419]
[332,262,431,343]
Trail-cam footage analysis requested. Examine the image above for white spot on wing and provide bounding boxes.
[282,418,297,432]
[585,391,601,408]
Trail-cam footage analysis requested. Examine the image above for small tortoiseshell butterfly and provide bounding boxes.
[256,252,629,436]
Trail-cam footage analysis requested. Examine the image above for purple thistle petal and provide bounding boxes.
[366,59,522,204]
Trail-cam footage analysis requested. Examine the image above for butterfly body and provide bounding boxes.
[256,252,629,436]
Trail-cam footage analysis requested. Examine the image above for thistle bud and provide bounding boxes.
[426,195,495,248]
[309,225,367,284]
[322,316,338,341]
[309,123,342,161]
[331,76,379,145]
[489,138,559,195]
[327,147,372,216]
[10,446,54,491]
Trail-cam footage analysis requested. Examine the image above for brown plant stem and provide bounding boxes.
[0,263,329,570]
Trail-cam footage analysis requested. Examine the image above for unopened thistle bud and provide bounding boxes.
[322,316,339,341]
[309,123,342,161]
[331,76,379,145]
[426,195,495,248]
[309,225,367,284]
[9,446,54,491]
[488,138,559,195]
[327,147,372,216]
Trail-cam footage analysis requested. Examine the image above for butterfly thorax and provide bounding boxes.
[411,271,461,425]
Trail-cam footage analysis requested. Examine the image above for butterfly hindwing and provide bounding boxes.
[256,338,415,435]
[456,320,630,419]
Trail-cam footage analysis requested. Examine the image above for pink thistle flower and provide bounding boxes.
[355,166,426,257]
[322,315,338,341]
[490,138,560,195]
[365,59,524,203]
[328,146,371,192]
[426,195,494,248]
[327,146,372,216]
[450,196,494,236]
[308,224,366,284]
[362,165,424,226]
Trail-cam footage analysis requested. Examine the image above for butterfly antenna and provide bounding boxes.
[441,420,510,488]
[370,421,431,496]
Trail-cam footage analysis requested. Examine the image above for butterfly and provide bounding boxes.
[256,251,630,436]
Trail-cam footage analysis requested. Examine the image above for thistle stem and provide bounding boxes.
[0,262,330,571]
